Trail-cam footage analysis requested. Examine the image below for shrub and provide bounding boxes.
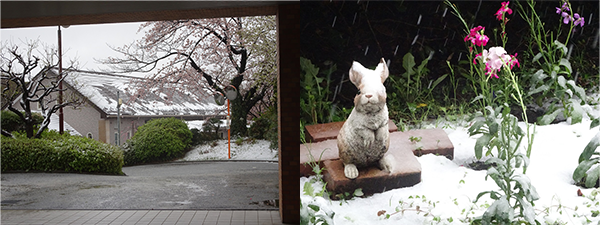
[1,110,44,133]
[138,118,192,147]
[124,118,192,165]
[1,131,124,175]
[249,105,279,150]
[248,116,270,140]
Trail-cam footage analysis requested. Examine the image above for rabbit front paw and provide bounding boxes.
[379,154,395,173]
[344,163,359,179]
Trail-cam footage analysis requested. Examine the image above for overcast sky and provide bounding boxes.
[1,22,145,75]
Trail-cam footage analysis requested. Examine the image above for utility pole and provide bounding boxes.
[58,26,64,134]
[117,91,122,146]
[57,25,69,134]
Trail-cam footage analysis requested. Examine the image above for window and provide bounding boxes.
[87,132,93,139]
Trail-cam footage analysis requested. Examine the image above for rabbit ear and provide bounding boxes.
[349,61,365,87]
[375,58,389,83]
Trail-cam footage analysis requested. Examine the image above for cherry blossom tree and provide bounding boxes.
[1,39,81,138]
[101,16,277,136]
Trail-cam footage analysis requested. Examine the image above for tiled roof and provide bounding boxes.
[51,69,225,117]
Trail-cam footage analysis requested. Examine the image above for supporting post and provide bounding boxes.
[277,3,300,223]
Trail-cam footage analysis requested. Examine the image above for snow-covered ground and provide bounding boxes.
[301,95,600,224]
[178,139,278,161]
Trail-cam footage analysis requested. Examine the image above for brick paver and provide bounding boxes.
[1,210,284,225]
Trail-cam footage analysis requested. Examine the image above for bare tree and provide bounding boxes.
[100,16,277,136]
[1,39,80,138]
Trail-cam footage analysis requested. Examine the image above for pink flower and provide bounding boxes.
[510,53,520,69]
[475,33,489,46]
[495,1,513,21]
[464,26,488,47]
[562,12,572,24]
[474,47,517,79]
[574,13,585,27]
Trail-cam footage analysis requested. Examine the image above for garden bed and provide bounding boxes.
[301,98,600,224]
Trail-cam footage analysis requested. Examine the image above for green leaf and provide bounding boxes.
[487,167,507,191]
[512,174,540,201]
[567,80,587,102]
[528,85,549,96]
[532,53,543,63]
[585,166,600,188]
[470,94,485,104]
[578,132,600,163]
[468,120,486,135]
[538,109,563,125]
[570,99,583,124]
[402,52,416,77]
[308,204,320,212]
[517,197,537,224]
[482,197,513,223]
[303,181,315,197]
[474,191,497,203]
[475,134,492,159]
[557,75,566,89]
[353,188,364,197]
[591,118,600,130]
[430,74,447,91]
[573,158,600,182]
[559,58,572,74]
[530,69,547,85]
[489,121,499,135]
[554,40,568,55]
[417,57,430,75]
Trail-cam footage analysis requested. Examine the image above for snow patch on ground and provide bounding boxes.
[178,139,278,161]
[301,101,600,224]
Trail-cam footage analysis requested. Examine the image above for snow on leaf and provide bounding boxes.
[468,120,486,135]
[531,69,547,85]
[538,109,563,125]
[553,40,568,55]
[532,53,543,63]
[475,134,493,159]
[559,58,572,73]
[567,80,586,102]
[518,197,537,224]
[528,84,549,96]
[482,197,513,223]
[591,118,600,129]
[570,99,583,124]
[578,132,600,163]
[557,75,566,89]
[573,158,600,182]
[585,166,600,188]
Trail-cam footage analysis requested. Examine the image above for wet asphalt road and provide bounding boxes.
[0,161,279,210]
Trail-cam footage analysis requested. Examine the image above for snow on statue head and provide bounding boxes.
[337,58,394,179]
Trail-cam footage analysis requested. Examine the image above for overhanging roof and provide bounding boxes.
[1,1,282,28]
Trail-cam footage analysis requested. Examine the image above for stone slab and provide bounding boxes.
[304,120,398,143]
[300,128,453,177]
[322,145,421,196]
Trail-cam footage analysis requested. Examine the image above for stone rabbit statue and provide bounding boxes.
[337,58,394,179]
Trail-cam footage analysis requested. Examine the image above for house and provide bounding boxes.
[13,68,227,144]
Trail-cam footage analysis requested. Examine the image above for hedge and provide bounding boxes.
[124,118,192,166]
[1,110,44,133]
[1,132,124,175]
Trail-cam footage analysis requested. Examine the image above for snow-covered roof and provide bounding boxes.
[50,69,225,117]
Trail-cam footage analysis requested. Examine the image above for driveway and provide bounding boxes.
[1,161,279,210]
